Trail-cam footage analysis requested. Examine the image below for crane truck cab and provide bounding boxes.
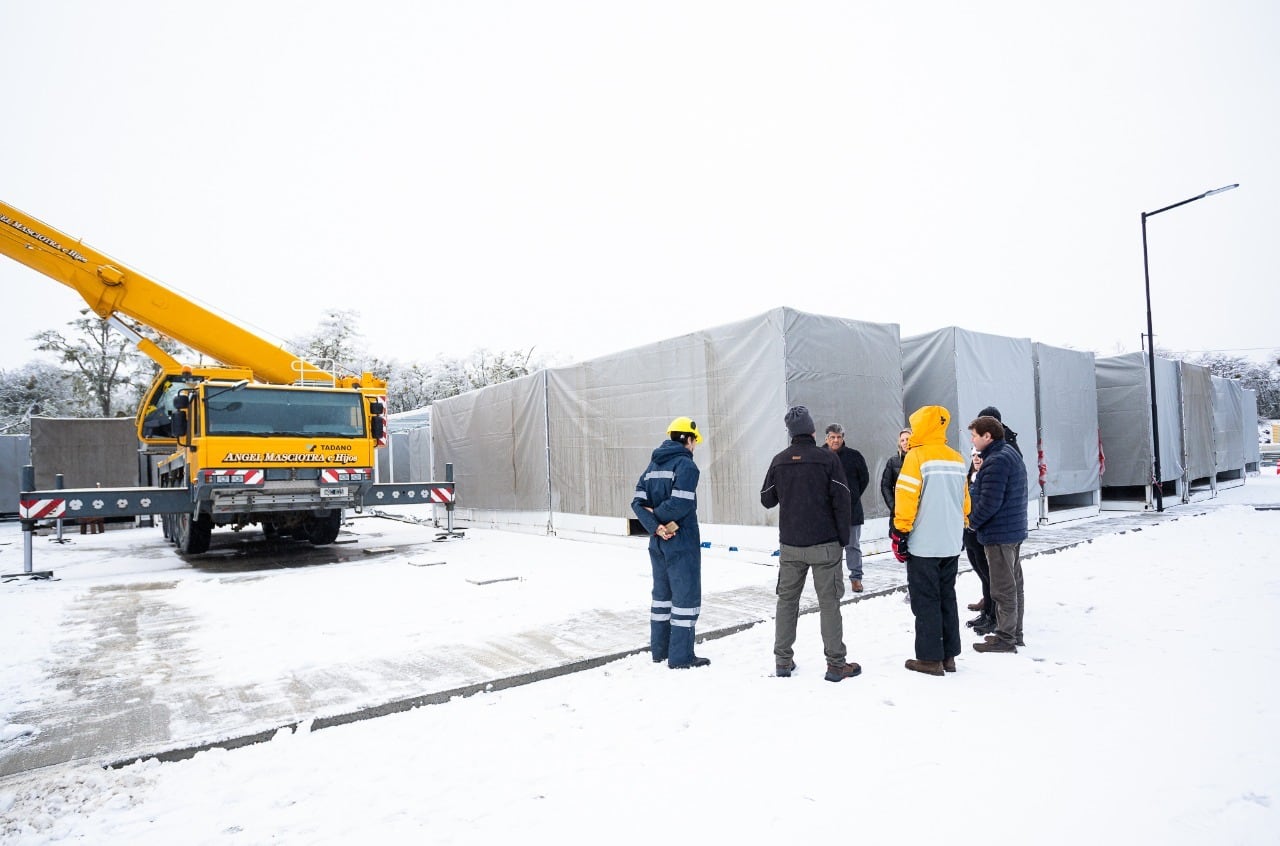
[140,369,388,553]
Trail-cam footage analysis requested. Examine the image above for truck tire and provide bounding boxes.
[305,512,342,546]
[175,511,212,554]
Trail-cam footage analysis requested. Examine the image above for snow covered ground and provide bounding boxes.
[2,477,1279,844]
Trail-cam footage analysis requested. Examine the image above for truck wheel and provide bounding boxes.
[176,512,212,554]
[305,512,342,546]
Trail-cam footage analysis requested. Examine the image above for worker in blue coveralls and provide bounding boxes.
[631,416,710,669]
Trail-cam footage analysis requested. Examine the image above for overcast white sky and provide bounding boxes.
[2,1,1276,373]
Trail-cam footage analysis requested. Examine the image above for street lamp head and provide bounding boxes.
[1203,183,1239,198]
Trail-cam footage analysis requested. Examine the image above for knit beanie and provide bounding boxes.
[785,405,815,437]
[978,406,1002,422]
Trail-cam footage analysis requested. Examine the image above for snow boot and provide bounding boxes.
[905,659,945,676]
[824,661,862,682]
[775,660,796,678]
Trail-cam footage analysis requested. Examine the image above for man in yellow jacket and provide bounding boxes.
[891,405,971,676]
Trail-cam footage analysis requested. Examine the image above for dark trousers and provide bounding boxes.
[907,555,961,662]
[649,541,702,666]
[964,529,991,610]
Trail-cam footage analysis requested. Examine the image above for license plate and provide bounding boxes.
[320,486,349,498]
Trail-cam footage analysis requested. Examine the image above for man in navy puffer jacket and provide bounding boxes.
[967,415,1029,654]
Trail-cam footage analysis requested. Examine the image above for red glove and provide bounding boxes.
[889,528,910,563]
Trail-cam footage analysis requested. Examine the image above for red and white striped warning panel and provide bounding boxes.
[20,498,66,519]
[428,488,454,504]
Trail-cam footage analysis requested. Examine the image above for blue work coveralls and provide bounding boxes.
[631,439,702,667]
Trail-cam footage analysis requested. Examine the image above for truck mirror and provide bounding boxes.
[171,410,189,438]
[142,407,173,438]
[369,402,385,415]
[371,416,386,440]
[174,394,191,410]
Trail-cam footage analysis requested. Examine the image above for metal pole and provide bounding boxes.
[1138,183,1238,513]
[53,473,67,542]
[445,462,455,533]
[1142,212,1164,512]
[21,465,34,574]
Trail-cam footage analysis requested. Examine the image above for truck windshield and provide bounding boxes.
[205,387,365,437]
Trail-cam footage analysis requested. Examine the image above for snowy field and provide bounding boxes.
[2,476,1279,844]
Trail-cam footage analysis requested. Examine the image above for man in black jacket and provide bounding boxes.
[823,423,870,592]
[761,406,861,683]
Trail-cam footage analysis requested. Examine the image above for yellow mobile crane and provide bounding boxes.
[2,200,453,555]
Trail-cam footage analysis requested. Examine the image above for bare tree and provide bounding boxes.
[31,315,147,417]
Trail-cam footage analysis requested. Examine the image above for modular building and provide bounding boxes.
[901,327,1039,528]
[432,307,905,545]
[1032,343,1101,523]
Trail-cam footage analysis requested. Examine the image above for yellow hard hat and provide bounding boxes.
[667,416,703,443]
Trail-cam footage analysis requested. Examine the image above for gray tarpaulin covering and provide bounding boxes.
[0,434,31,513]
[431,372,549,512]
[1243,388,1261,468]
[901,327,1037,500]
[1033,343,1100,495]
[433,307,903,527]
[1180,362,1216,483]
[1211,376,1246,474]
[29,418,139,490]
[1095,353,1183,486]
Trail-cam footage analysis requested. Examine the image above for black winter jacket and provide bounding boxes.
[825,444,869,526]
[761,435,852,548]
[880,452,905,515]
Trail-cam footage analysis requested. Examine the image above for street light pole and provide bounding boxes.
[1140,183,1238,512]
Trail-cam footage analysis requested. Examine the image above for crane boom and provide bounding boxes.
[0,200,377,389]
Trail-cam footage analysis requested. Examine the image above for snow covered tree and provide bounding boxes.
[1185,352,1280,419]
[31,315,151,417]
[289,309,369,377]
[0,361,79,433]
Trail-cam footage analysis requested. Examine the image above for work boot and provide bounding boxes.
[669,656,711,669]
[972,640,1017,654]
[986,634,1027,648]
[942,656,957,673]
[966,613,988,628]
[905,659,945,676]
[775,660,796,678]
[973,618,998,636]
[967,598,985,612]
[851,578,864,593]
[824,661,862,682]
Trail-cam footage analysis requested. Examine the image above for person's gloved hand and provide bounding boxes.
[889,527,910,563]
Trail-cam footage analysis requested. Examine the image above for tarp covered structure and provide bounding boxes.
[901,327,1037,501]
[1243,388,1261,471]
[0,434,30,514]
[1179,362,1217,490]
[1033,343,1100,497]
[1211,375,1246,484]
[431,372,549,516]
[432,307,904,531]
[29,418,139,491]
[1095,353,1183,488]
